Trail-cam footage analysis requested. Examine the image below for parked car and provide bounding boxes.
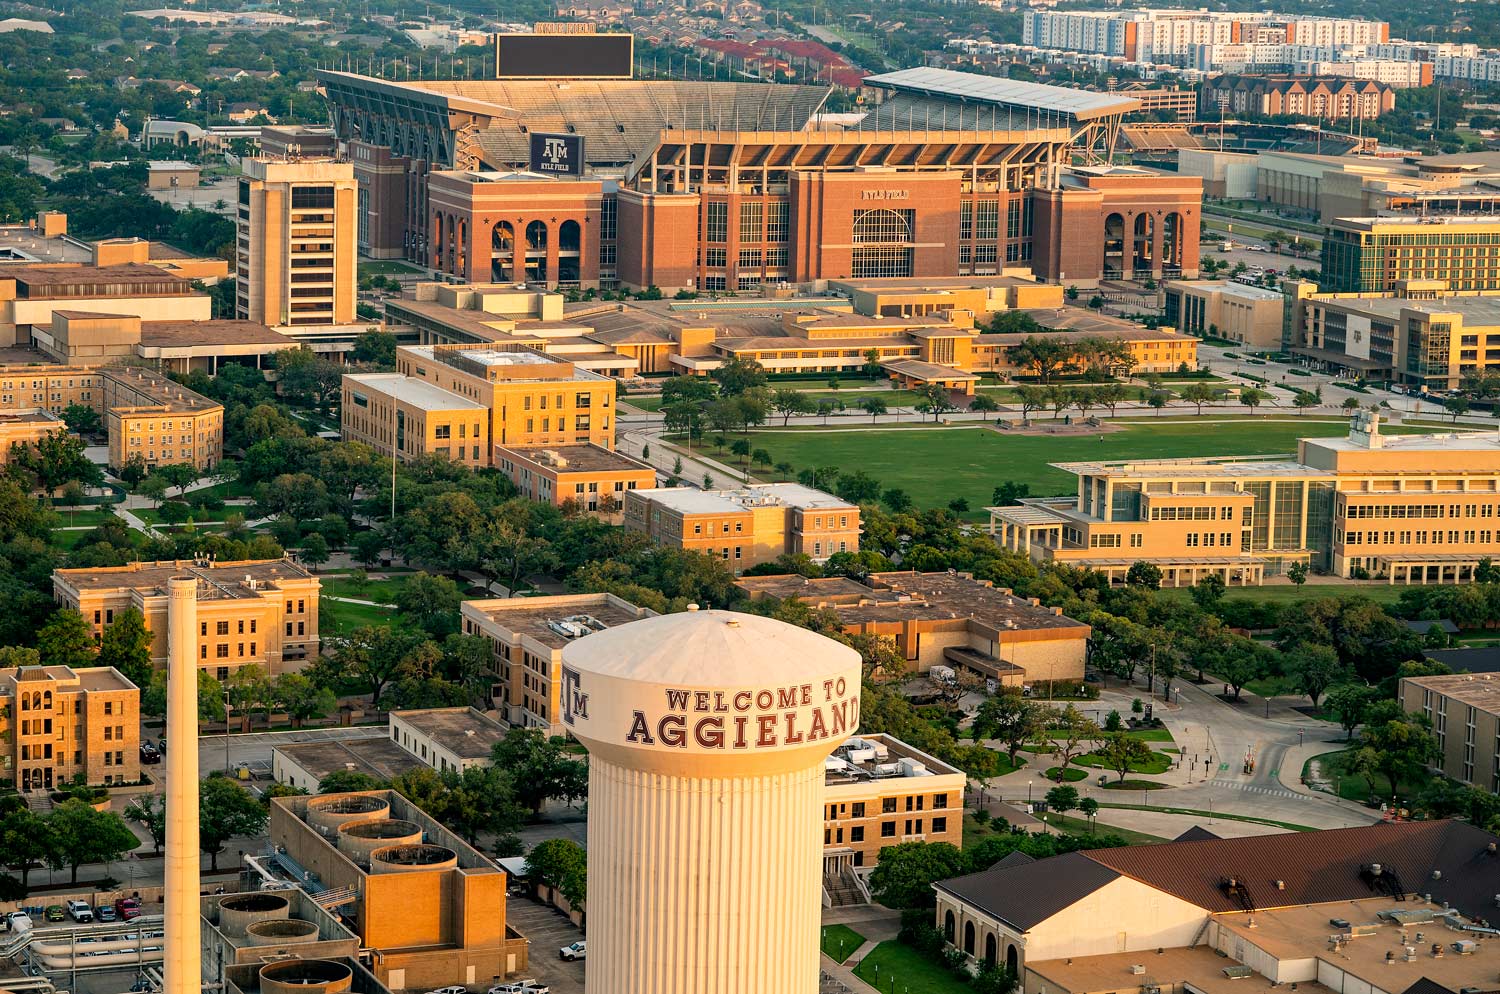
[489,983,549,994]
[94,905,117,922]
[425,987,467,994]
[4,911,31,933]
[559,940,586,961]
[140,743,160,764]
[65,901,92,923]
[114,897,142,920]
[43,906,64,923]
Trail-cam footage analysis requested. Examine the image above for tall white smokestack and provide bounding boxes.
[164,576,201,994]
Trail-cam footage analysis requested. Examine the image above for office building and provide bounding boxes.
[737,570,1090,687]
[1161,279,1286,349]
[388,707,506,774]
[1401,672,1500,790]
[36,311,293,374]
[1287,280,1500,389]
[989,412,1500,585]
[458,592,656,734]
[494,444,655,514]
[0,409,65,464]
[235,158,358,345]
[272,736,423,792]
[53,557,320,678]
[1021,11,1387,66]
[0,664,140,791]
[934,820,1500,988]
[624,483,861,571]
[1321,216,1500,293]
[560,609,861,994]
[317,58,1201,289]
[341,343,617,466]
[268,790,530,988]
[0,264,212,348]
[1199,76,1394,121]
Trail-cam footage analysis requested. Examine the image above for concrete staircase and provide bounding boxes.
[823,868,868,908]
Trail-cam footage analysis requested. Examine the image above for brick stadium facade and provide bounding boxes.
[318,66,1201,291]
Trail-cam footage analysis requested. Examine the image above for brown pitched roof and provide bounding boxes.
[935,851,1121,931]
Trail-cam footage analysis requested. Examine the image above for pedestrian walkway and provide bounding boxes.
[1206,778,1309,802]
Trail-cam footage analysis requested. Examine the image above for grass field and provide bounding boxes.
[821,925,865,964]
[359,260,426,276]
[1043,812,1166,844]
[320,575,410,604]
[737,419,1423,508]
[320,598,395,634]
[853,941,971,994]
[50,508,121,529]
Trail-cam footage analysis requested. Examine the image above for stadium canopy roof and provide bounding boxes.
[864,67,1141,123]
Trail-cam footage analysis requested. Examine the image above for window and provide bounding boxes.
[706,202,728,243]
[850,826,864,842]
[933,793,947,809]
[216,644,229,658]
[851,802,865,818]
[933,816,948,833]
[705,247,727,268]
[882,796,897,813]
[975,199,1000,240]
[767,202,789,242]
[216,621,230,636]
[881,821,896,838]
[739,201,763,241]
[291,185,335,209]
[851,208,914,279]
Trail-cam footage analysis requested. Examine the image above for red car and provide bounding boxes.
[114,897,142,920]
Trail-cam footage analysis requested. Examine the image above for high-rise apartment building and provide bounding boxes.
[235,158,358,335]
[0,664,140,791]
[1401,673,1500,791]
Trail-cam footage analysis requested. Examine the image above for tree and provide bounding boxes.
[1240,387,1270,411]
[835,470,882,505]
[1342,396,1361,413]
[351,529,386,568]
[752,448,773,474]
[969,393,1000,420]
[1047,704,1101,780]
[1325,682,1377,739]
[155,462,198,498]
[1012,337,1075,383]
[395,572,463,637]
[200,774,269,871]
[992,481,1030,506]
[867,841,968,909]
[528,838,588,909]
[1077,796,1099,832]
[274,672,337,727]
[61,403,101,435]
[48,800,138,884]
[36,609,96,669]
[859,396,888,422]
[771,388,813,425]
[1362,712,1438,798]
[124,794,168,855]
[1147,390,1170,415]
[350,329,397,367]
[325,625,431,707]
[730,439,751,468]
[1285,643,1347,708]
[490,730,587,816]
[710,356,768,396]
[1179,382,1219,415]
[1212,639,1272,700]
[1293,390,1320,414]
[0,807,55,890]
[883,488,913,513]
[1015,385,1049,422]
[1445,396,1472,422]
[1126,562,1162,590]
[299,533,330,571]
[437,765,527,847]
[1044,784,1079,816]
[319,770,390,793]
[971,689,1049,766]
[1190,573,1226,612]
[1287,561,1309,587]
[96,607,152,689]
[1096,732,1154,783]
[8,432,101,493]
[913,384,957,422]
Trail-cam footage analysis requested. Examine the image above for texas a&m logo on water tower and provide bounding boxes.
[530,132,585,178]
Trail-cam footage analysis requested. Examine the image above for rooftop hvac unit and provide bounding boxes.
[1130,966,1147,976]
[1452,940,1479,955]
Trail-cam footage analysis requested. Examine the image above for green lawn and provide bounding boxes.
[320,575,411,605]
[1098,802,1317,832]
[1075,749,1173,775]
[50,508,121,529]
[135,504,242,525]
[1044,766,1087,782]
[1164,583,1410,608]
[359,260,427,275]
[321,598,395,633]
[1043,812,1166,844]
[821,924,865,964]
[1126,728,1175,743]
[1301,747,1423,803]
[737,419,1441,509]
[853,941,972,994]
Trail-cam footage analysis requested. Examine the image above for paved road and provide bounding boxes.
[504,897,585,994]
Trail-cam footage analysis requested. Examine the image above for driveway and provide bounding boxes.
[504,896,585,994]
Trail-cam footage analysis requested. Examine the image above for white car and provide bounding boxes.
[66,900,93,923]
[6,912,33,933]
[426,987,467,994]
[489,984,549,994]
[559,939,587,961]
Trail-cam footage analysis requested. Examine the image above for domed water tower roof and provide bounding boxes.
[561,608,861,775]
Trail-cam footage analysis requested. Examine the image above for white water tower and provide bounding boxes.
[561,608,861,994]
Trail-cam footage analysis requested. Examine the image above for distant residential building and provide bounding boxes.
[53,558,320,678]
[459,592,655,733]
[0,664,139,792]
[494,444,655,514]
[624,483,861,571]
[823,734,965,880]
[1200,75,1395,121]
[1021,11,1386,66]
[1161,279,1286,349]
[0,409,66,465]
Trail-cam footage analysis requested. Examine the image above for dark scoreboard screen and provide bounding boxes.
[494,34,633,79]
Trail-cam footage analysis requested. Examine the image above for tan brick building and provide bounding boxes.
[342,372,491,467]
[0,263,212,348]
[737,570,1091,686]
[1162,279,1286,350]
[823,734,965,881]
[0,664,140,792]
[53,558,320,678]
[0,408,66,464]
[459,592,655,733]
[269,790,529,989]
[494,443,655,514]
[623,483,861,571]
[1401,672,1500,791]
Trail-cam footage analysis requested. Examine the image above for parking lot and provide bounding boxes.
[502,897,585,994]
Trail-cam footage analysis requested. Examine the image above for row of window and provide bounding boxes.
[1184,532,1238,547]
[1341,503,1496,519]
[1149,505,1239,522]
[1341,529,1496,546]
